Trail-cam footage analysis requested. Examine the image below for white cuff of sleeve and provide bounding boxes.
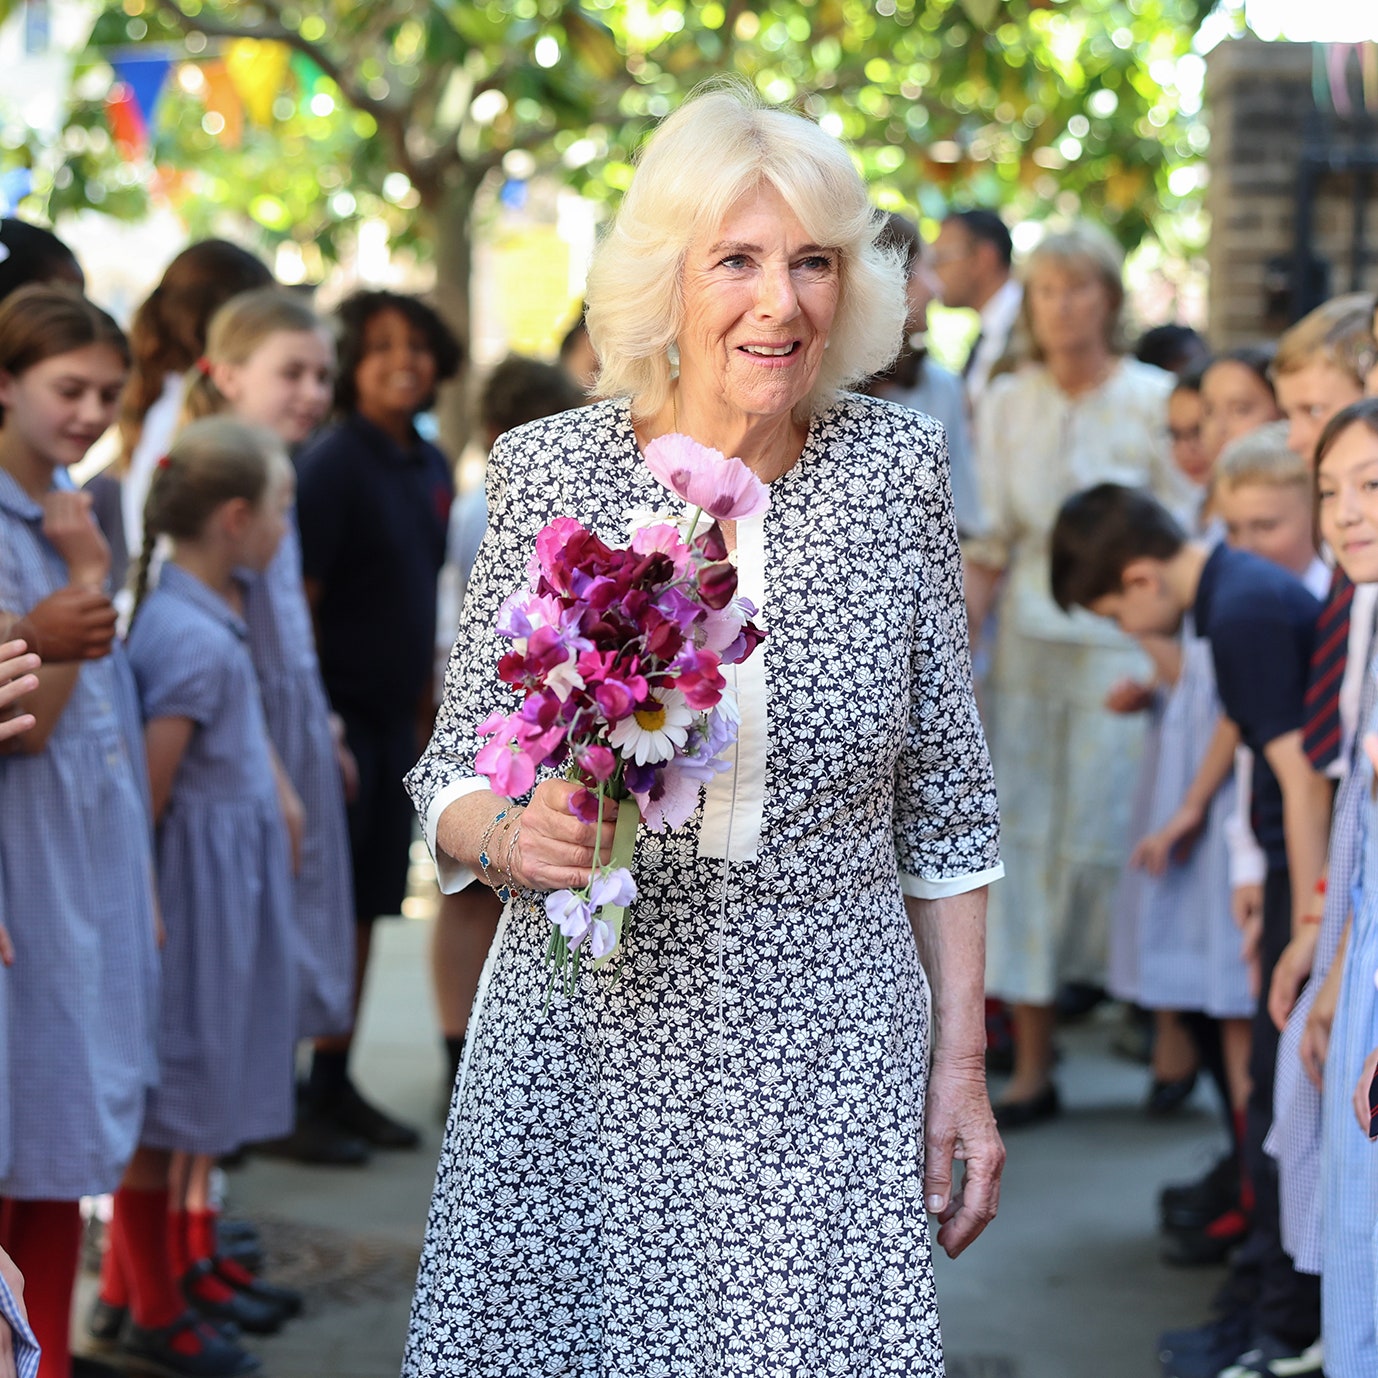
[424,776,494,895]
[900,862,1004,899]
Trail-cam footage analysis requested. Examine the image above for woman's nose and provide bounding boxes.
[755,264,798,320]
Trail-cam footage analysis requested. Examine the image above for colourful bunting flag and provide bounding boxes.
[106,82,147,153]
[226,39,291,126]
[110,54,172,131]
[202,60,244,148]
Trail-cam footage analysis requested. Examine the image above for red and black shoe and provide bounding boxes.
[1161,1202,1252,1267]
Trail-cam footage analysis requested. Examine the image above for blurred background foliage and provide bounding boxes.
[0,0,1225,274]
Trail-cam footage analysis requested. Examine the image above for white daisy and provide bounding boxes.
[608,689,693,765]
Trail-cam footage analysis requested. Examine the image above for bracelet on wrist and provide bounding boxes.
[500,807,525,892]
[477,807,512,901]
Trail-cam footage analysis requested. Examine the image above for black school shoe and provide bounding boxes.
[123,1311,261,1378]
[321,1080,421,1150]
[992,1084,1061,1131]
[1158,1311,1253,1378]
[213,1256,303,1319]
[256,1104,371,1167]
[182,1260,283,1335]
[87,1297,128,1345]
[1160,1151,1240,1231]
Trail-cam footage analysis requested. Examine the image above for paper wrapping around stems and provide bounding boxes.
[589,796,642,970]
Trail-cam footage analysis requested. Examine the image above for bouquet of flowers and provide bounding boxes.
[475,433,769,1000]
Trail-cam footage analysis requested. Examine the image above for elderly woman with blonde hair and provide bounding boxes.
[964,224,1189,1129]
[403,83,1004,1377]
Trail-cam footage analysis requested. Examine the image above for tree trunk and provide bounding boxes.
[430,173,478,457]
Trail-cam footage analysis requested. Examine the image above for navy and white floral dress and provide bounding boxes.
[402,396,1001,1378]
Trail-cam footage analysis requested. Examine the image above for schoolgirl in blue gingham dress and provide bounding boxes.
[127,562,298,1154]
[0,468,160,1199]
[1111,623,1251,1020]
[1320,670,1378,1376]
[243,520,355,1038]
[1267,656,1377,1277]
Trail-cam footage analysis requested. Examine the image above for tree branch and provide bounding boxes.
[146,0,397,127]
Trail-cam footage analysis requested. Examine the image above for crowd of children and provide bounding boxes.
[0,217,490,1378]
[4,201,1378,1378]
[1048,292,1378,1377]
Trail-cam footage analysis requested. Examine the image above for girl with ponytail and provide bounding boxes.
[103,416,301,1378]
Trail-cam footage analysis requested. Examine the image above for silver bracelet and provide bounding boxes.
[500,808,525,893]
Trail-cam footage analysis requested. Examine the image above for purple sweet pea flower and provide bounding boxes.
[587,916,618,960]
[546,888,594,948]
[588,867,637,910]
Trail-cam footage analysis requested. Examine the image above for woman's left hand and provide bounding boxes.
[923,1052,1005,1259]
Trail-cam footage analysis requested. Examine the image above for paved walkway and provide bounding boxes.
[78,910,1236,1378]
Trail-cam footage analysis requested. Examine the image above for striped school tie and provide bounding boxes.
[1303,567,1354,770]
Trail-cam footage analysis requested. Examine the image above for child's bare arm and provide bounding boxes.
[1263,729,1335,935]
[144,717,195,822]
[1133,716,1241,874]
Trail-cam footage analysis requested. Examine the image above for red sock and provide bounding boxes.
[110,1187,184,1331]
[183,1209,235,1304]
[0,1197,81,1378]
[98,1212,130,1309]
[167,1208,190,1281]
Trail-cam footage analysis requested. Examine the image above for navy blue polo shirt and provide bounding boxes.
[1194,543,1321,872]
[296,414,453,720]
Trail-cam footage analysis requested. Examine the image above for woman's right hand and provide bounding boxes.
[508,780,620,892]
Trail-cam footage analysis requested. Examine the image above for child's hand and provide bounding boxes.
[277,774,306,877]
[1231,882,1264,932]
[1268,928,1318,1031]
[16,586,117,662]
[1240,909,1264,999]
[1104,678,1155,715]
[42,491,110,588]
[0,920,13,967]
[0,641,38,744]
[1366,732,1378,776]
[1354,1046,1378,1135]
[1301,995,1336,1090]
[1131,801,1205,875]
[329,712,360,803]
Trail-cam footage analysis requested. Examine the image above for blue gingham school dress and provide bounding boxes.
[0,470,159,1199]
[1267,660,1378,1276]
[127,564,298,1156]
[242,521,354,1038]
[1110,629,1250,1019]
[1320,681,1378,1377]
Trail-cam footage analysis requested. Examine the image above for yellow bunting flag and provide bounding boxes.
[225,39,291,127]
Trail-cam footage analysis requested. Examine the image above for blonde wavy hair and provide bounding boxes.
[585,82,905,420]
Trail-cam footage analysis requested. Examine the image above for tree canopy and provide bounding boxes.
[2,0,1224,260]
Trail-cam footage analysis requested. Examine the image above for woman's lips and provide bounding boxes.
[737,341,802,366]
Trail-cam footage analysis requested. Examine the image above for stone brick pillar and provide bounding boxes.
[1204,37,1378,347]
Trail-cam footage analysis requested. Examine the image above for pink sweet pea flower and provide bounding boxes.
[643,433,770,521]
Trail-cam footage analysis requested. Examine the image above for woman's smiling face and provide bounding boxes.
[675,181,840,423]
[1317,420,1378,584]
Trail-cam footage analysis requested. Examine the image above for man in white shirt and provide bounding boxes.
[930,209,1023,406]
